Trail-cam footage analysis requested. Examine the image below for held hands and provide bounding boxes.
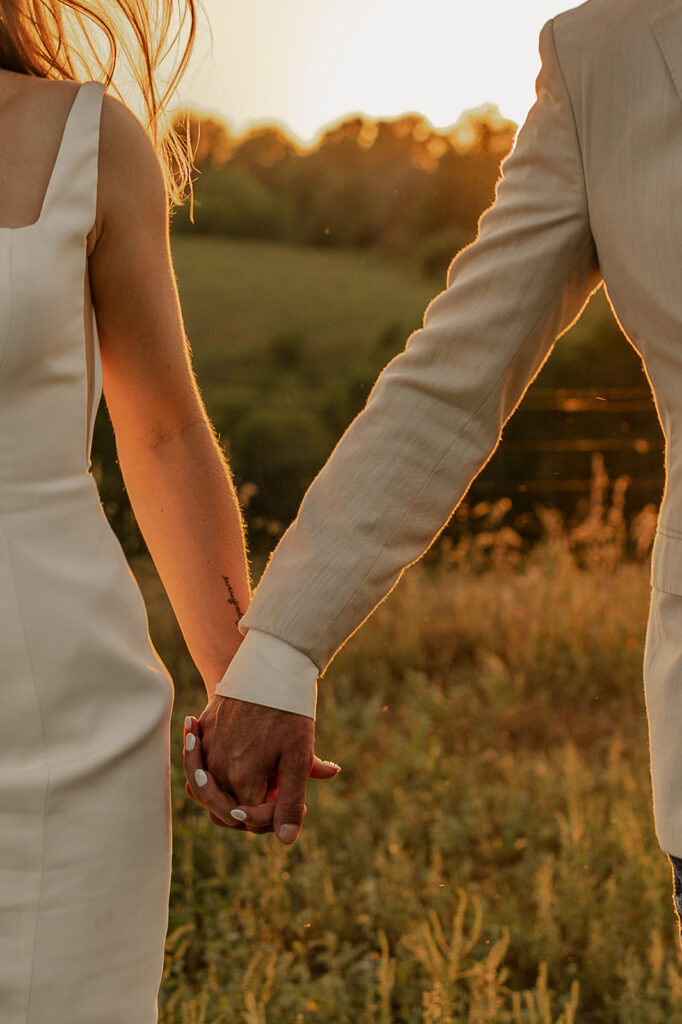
[182,693,341,843]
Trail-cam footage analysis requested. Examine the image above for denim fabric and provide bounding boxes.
[668,853,682,948]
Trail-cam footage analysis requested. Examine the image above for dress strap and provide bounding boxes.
[41,80,106,238]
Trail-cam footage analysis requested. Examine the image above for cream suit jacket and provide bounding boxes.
[216,0,682,853]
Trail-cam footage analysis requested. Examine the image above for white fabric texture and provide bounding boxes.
[0,81,174,1022]
[214,629,318,718]
[232,0,682,855]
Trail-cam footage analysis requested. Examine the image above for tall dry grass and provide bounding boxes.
[128,461,681,1022]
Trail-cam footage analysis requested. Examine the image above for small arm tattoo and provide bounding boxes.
[222,575,244,621]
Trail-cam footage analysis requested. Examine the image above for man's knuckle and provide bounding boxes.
[289,748,313,775]
[229,766,250,790]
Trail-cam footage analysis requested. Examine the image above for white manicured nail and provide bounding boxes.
[231,809,247,821]
[194,768,208,787]
[184,716,192,730]
[322,760,341,770]
[185,733,196,751]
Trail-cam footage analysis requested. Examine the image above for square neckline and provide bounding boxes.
[0,80,87,235]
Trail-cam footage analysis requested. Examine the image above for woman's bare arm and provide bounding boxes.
[87,93,251,695]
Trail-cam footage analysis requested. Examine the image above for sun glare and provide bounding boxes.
[176,0,574,146]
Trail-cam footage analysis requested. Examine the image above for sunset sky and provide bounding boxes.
[171,0,576,146]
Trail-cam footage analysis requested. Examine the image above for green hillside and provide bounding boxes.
[95,237,661,558]
[169,237,659,544]
[171,236,439,384]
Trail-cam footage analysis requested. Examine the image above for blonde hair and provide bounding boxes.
[0,0,199,215]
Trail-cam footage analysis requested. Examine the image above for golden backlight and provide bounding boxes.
[175,0,575,145]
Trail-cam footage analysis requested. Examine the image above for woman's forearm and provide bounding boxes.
[114,416,252,697]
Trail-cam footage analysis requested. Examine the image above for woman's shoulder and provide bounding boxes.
[88,86,169,257]
[97,88,168,218]
[98,88,156,167]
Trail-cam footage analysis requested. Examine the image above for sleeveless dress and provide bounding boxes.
[0,81,175,1022]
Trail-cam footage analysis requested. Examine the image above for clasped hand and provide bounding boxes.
[182,694,340,844]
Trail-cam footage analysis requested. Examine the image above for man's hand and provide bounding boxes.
[183,694,340,843]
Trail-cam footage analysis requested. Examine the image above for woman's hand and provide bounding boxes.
[182,694,341,840]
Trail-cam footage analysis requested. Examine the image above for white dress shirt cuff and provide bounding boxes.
[213,628,319,720]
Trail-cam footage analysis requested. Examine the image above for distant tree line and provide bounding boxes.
[169,105,518,274]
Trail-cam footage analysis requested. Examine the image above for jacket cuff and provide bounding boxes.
[213,628,319,720]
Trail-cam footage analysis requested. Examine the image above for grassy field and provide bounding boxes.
[169,234,616,399]
[169,236,439,394]
[111,237,676,1021]
[128,495,682,1023]
[160,237,457,537]
[157,236,657,552]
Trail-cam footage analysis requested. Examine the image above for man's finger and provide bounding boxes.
[273,747,313,844]
[230,766,269,808]
[264,773,279,803]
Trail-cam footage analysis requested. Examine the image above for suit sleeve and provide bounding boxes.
[238,16,602,676]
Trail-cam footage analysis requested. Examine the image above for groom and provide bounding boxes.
[184,0,682,863]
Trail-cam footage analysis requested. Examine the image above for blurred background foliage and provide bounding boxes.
[92,106,664,561]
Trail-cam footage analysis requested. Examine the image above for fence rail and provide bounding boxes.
[469,387,664,504]
[522,387,656,411]
[506,438,661,453]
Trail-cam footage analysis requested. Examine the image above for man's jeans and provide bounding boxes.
[669,853,682,947]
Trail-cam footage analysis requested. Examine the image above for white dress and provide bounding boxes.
[0,80,174,1022]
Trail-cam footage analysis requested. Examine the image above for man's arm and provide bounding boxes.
[200,14,602,841]
[219,15,601,689]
